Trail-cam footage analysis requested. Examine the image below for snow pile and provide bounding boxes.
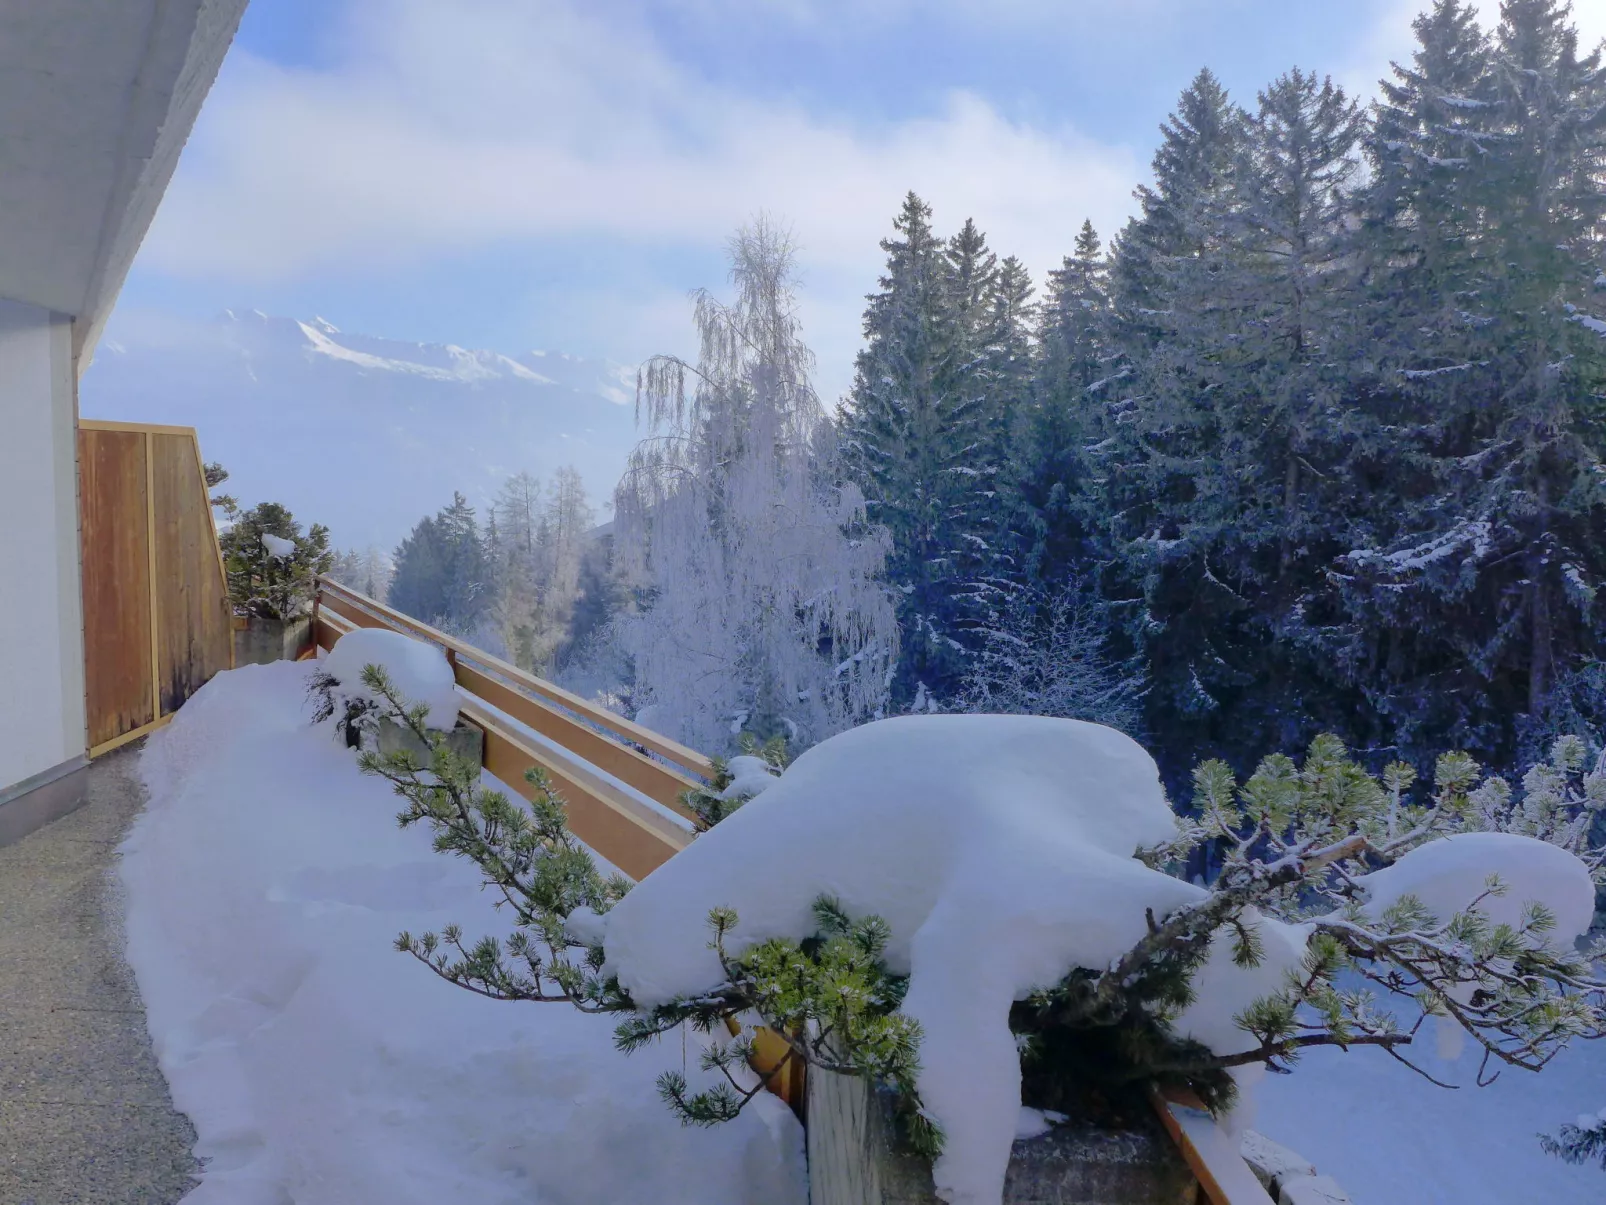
[585,714,1305,1204]
[323,627,461,731]
[260,533,296,558]
[1355,831,1598,1062]
[1255,996,1606,1204]
[122,662,804,1205]
[720,754,781,802]
[1357,830,1597,942]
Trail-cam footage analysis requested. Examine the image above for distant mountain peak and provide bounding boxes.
[83,307,645,549]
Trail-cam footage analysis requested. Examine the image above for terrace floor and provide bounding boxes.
[0,744,198,1204]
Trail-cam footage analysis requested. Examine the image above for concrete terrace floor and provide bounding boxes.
[0,744,198,1204]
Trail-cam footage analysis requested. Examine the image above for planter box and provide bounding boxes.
[807,1069,1197,1205]
[375,716,485,767]
[233,615,312,666]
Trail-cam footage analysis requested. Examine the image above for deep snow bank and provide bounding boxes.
[123,660,804,1205]
[587,715,1308,1205]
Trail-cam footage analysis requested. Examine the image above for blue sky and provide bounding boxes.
[114,0,1606,404]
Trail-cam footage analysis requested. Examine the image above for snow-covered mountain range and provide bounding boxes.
[81,309,642,550]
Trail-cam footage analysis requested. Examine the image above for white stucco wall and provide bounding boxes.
[0,297,86,791]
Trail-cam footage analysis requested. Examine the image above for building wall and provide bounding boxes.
[0,297,86,792]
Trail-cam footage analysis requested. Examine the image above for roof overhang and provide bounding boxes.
[0,0,246,370]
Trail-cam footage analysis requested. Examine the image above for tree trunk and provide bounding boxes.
[1529,563,1553,718]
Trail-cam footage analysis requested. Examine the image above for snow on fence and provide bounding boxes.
[310,575,1280,1204]
[311,577,709,880]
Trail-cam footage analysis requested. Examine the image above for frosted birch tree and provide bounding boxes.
[615,219,899,753]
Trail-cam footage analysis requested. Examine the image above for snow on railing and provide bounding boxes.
[311,576,708,880]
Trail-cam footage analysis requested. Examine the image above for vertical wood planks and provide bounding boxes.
[79,421,232,755]
[79,428,155,749]
[150,432,231,713]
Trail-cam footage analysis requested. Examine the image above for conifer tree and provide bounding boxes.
[1336,0,1606,764]
[1013,220,1114,592]
[1108,68,1368,774]
[1110,67,1247,335]
[839,193,980,708]
[388,494,491,638]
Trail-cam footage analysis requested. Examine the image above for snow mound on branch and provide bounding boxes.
[1357,831,1597,942]
[589,714,1304,1205]
[261,533,296,558]
[720,754,780,801]
[1356,831,1597,1063]
[323,627,460,731]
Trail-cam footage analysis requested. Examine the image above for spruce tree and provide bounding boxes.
[1109,67,1247,335]
[1106,68,1368,777]
[388,494,492,637]
[1337,0,1606,765]
[388,515,447,623]
[839,193,979,708]
[1011,220,1113,593]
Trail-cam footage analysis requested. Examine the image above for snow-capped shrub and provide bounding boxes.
[310,630,461,746]
[679,734,789,831]
[353,670,1605,1205]
[343,669,926,1152]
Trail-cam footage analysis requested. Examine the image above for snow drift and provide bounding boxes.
[591,714,1601,1205]
[121,661,804,1205]
[588,714,1308,1204]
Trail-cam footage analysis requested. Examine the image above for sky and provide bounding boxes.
[116,0,1606,405]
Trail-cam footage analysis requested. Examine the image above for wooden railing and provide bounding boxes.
[311,577,709,881]
[1152,1088,1275,1205]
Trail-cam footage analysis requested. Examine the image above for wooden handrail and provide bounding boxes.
[461,699,691,880]
[1150,1087,1274,1205]
[313,605,690,879]
[315,576,715,782]
[318,589,705,815]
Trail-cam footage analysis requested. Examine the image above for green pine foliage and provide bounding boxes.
[349,672,933,1147]
[387,491,493,637]
[1541,1110,1606,1170]
[680,733,791,832]
[218,500,333,620]
[349,671,1603,1149]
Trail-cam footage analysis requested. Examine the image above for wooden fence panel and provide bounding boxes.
[151,432,232,714]
[78,421,232,756]
[79,428,155,749]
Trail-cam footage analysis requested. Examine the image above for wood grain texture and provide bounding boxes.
[78,428,155,748]
[314,607,690,881]
[319,590,703,814]
[317,578,716,780]
[460,700,691,882]
[150,432,233,716]
[453,660,702,818]
[1152,1088,1272,1205]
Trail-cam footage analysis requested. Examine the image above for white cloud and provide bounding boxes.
[144,0,1142,399]
[153,11,1131,318]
